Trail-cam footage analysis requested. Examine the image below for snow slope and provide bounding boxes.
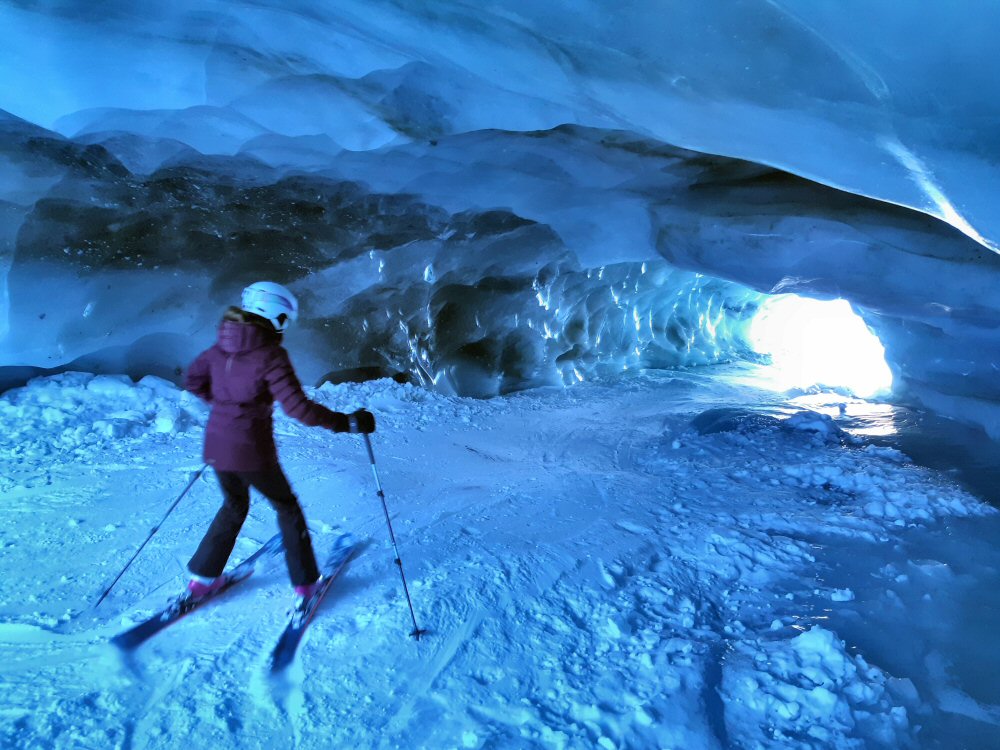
[2,367,999,749]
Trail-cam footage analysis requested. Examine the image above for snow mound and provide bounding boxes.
[778,451,979,527]
[311,378,486,431]
[723,626,918,749]
[784,410,848,441]
[0,372,204,464]
[0,373,483,474]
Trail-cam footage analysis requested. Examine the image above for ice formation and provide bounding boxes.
[2,2,1000,436]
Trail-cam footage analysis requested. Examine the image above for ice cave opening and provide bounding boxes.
[748,294,893,399]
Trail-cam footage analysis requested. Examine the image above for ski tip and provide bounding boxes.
[268,658,290,676]
[111,631,146,654]
[109,634,130,651]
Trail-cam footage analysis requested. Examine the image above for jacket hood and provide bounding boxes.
[217,306,281,354]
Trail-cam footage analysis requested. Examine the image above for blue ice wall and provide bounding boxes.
[3,3,1000,434]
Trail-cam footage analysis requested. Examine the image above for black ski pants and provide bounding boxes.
[188,468,320,586]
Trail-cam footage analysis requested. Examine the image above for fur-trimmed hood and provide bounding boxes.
[217,306,281,354]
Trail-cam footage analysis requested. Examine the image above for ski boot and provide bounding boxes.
[187,573,225,599]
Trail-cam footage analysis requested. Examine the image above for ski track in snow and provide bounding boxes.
[2,368,1000,749]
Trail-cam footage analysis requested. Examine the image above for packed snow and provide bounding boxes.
[2,365,999,749]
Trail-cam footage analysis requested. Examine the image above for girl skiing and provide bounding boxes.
[183,281,374,606]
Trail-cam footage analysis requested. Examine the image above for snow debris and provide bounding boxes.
[2,368,997,749]
[311,378,484,430]
[785,409,845,439]
[0,373,205,466]
[722,627,919,749]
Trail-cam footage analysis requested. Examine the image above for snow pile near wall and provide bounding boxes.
[0,373,204,466]
[667,409,991,541]
[0,370,490,470]
[780,451,979,526]
[311,379,483,430]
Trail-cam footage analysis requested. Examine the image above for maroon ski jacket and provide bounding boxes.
[184,307,349,471]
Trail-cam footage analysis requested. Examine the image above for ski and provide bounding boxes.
[111,533,284,651]
[269,533,358,674]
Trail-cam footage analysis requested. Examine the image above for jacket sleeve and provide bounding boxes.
[263,346,349,430]
[184,349,213,404]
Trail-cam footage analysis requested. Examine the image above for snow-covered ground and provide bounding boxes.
[2,365,999,749]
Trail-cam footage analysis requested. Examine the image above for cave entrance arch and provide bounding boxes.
[749,295,892,398]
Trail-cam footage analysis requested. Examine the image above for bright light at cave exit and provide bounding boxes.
[750,295,893,398]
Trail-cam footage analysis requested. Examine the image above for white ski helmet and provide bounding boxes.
[240,281,299,332]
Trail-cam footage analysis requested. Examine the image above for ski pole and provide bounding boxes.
[95,464,208,608]
[362,433,426,640]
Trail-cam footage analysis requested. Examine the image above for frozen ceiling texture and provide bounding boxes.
[3,1,1000,434]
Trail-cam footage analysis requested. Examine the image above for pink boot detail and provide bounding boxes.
[187,577,224,598]
[294,580,321,601]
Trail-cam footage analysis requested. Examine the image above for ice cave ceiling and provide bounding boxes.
[3,1,1000,435]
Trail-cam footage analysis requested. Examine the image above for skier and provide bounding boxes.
[183,280,375,607]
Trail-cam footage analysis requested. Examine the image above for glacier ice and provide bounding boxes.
[4,1,999,247]
[2,3,1000,436]
[2,114,770,396]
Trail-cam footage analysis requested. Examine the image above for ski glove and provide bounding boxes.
[327,409,376,433]
[347,409,376,434]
